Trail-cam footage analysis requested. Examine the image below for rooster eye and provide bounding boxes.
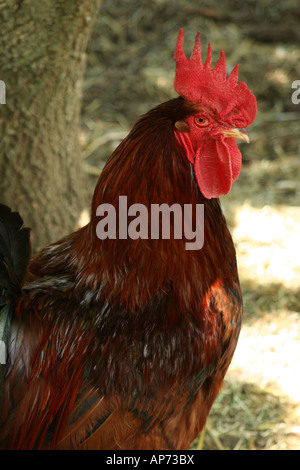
[195,116,209,127]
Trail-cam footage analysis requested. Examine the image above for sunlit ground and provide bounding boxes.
[232,203,300,403]
[203,203,300,450]
[233,204,300,288]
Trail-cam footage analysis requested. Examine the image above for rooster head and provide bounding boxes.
[173,29,257,199]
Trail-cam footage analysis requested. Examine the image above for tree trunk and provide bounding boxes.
[0,0,102,250]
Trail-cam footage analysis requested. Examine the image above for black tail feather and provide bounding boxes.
[0,204,31,297]
[0,204,31,384]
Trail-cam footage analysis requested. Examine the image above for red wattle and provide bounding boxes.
[194,137,241,199]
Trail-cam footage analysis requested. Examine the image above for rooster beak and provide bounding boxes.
[221,127,250,143]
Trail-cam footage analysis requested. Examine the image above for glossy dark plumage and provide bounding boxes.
[0,98,242,449]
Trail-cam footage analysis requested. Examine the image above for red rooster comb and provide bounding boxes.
[174,29,256,127]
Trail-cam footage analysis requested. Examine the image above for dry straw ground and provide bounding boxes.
[80,0,300,450]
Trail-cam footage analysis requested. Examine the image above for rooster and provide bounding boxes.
[0,29,256,450]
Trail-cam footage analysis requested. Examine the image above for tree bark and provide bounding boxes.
[0,0,102,250]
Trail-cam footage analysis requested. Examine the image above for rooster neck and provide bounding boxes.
[91,99,199,214]
[70,99,237,316]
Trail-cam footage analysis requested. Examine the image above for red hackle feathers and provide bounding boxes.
[174,29,257,128]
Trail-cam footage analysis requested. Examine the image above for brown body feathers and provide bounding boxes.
[0,98,242,449]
